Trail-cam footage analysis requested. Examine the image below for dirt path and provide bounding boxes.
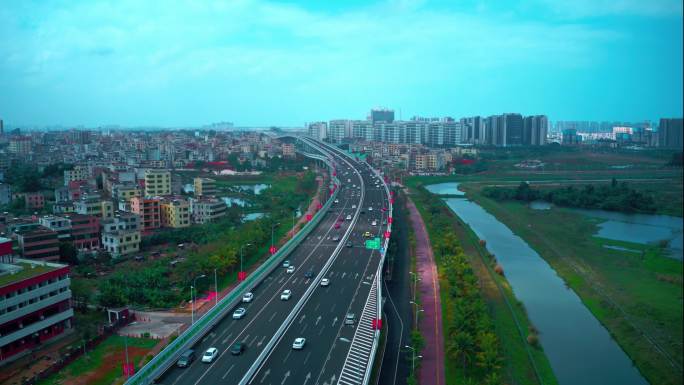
[405,196,445,385]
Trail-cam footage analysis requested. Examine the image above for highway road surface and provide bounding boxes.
[158,140,391,385]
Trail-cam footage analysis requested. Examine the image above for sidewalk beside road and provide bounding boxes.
[406,196,445,385]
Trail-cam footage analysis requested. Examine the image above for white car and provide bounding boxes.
[286,265,296,274]
[281,290,292,300]
[283,260,290,268]
[368,207,373,211]
[352,205,357,209]
[371,220,377,226]
[292,337,306,350]
[334,199,339,204]
[320,278,330,287]
[346,215,352,220]
[232,307,246,319]
[242,292,253,303]
[201,347,219,363]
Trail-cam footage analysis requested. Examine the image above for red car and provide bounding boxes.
[334,223,341,229]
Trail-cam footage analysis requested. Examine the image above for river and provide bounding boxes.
[425,183,648,385]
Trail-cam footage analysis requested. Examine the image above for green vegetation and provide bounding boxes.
[405,182,557,385]
[37,335,157,385]
[462,185,683,385]
[483,179,657,213]
[86,171,320,309]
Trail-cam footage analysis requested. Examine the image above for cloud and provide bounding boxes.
[0,0,678,126]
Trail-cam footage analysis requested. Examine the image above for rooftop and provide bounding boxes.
[0,258,64,288]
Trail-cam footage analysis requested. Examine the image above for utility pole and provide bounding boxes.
[191,274,206,325]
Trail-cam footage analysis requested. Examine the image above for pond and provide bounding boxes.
[434,187,648,385]
[571,209,683,260]
[242,212,264,222]
[423,182,465,196]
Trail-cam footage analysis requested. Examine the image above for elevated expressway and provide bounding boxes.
[126,137,392,385]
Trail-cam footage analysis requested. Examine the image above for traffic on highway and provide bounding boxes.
[154,139,391,385]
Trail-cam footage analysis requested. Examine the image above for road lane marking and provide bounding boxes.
[269,312,278,322]
[222,364,236,380]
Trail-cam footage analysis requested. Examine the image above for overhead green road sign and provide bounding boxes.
[365,237,381,250]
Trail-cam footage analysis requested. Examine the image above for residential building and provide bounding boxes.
[523,115,549,146]
[191,198,227,224]
[307,122,328,141]
[370,108,394,123]
[63,166,90,186]
[282,143,296,158]
[102,230,140,257]
[74,193,111,218]
[193,178,217,197]
[8,137,31,155]
[23,193,44,210]
[143,169,171,196]
[16,227,60,262]
[112,183,140,202]
[0,256,73,363]
[130,196,161,232]
[38,216,71,242]
[328,120,351,143]
[160,199,191,228]
[658,118,683,149]
[562,129,582,145]
[100,211,142,257]
[63,214,100,250]
[0,183,11,206]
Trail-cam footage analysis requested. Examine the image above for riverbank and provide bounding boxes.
[462,184,683,385]
[405,181,558,385]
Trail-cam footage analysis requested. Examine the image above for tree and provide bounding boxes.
[59,242,79,265]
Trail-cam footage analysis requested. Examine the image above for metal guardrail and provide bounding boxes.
[124,143,339,385]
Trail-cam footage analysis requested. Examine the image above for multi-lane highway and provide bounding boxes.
[156,139,390,385]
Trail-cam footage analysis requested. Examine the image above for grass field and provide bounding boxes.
[37,335,158,385]
[461,186,683,385]
[405,179,558,385]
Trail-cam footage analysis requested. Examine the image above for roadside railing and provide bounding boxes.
[124,141,339,385]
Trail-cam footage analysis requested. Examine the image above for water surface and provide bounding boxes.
[442,196,648,385]
[424,182,464,196]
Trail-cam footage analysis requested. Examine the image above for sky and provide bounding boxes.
[0,0,682,127]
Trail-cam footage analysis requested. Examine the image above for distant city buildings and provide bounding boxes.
[658,118,683,149]
[308,109,547,148]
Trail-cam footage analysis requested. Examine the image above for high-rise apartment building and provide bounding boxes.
[328,120,351,143]
[523,115,548,146]
[370,108,394,123]
[307,122,328,141]
[658,118,683,149]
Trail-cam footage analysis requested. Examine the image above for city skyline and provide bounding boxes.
[1,0,682,127]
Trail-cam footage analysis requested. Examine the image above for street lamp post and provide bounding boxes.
[409,271,420,304]
[213,268,218,307]
[240,243,252,272]
[409,301,424,329]
[291,209,296,239]
[191,274,207,325]
[404,345,423,376]
[271,222,281,250]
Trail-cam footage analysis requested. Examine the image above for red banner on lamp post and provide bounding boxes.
[306,214,312,222]
[123,363,135,376]
[384,231,391,239]
[390,198,395,204]
[238,271,247,281]
[388,217,393,224]
[269,245,277,254]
